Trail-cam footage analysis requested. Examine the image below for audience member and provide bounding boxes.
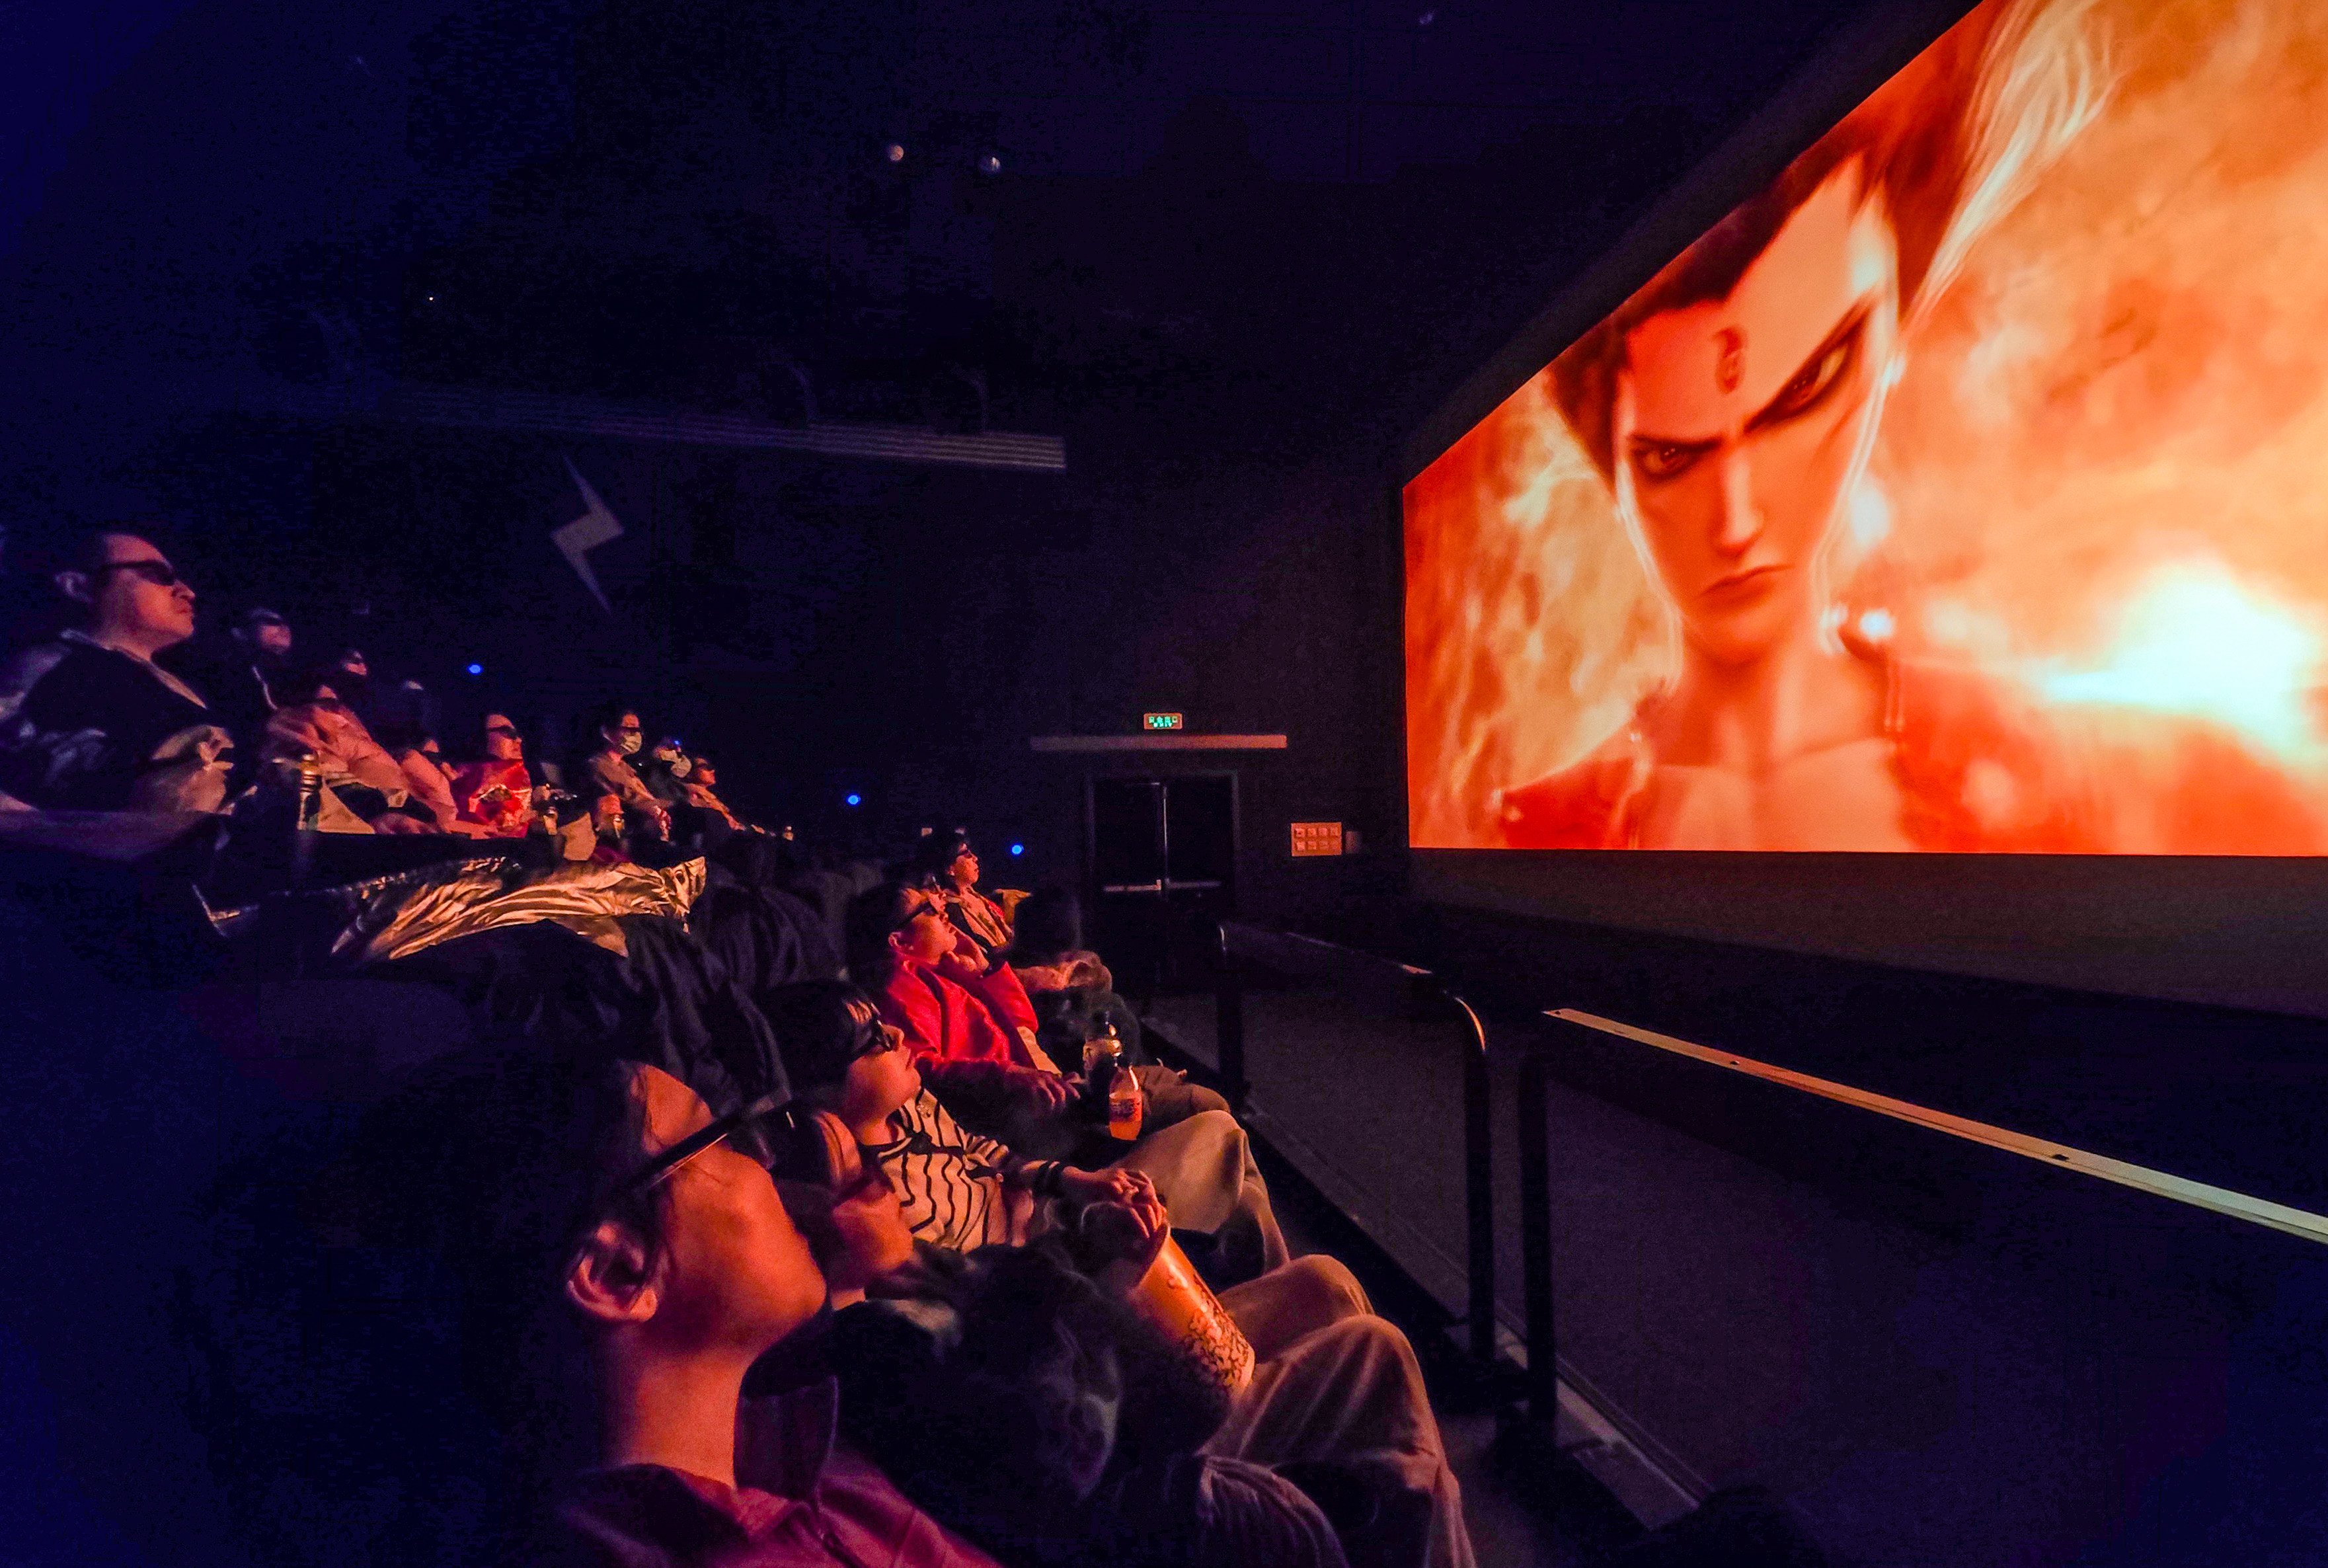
[775,1105,1472,1568]
[0,526,235,812]
[640,735,693,806]
[375,719,494,837]
[845,879,1071,1125]
[681,754,745,832]
[1002,885,1147,1068]
[163,604,291,788]
[912,830,1013,957]
[377,1046,1010,1567]
[765,981,1286,1290]
[259,667,436,834]
[447,713,543,838]
[771,1114,1348,1568]
[851,880,1236,1163]
[325,645,377,727]
[582,701,672,840]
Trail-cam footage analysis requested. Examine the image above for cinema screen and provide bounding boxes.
[1405,0,2328,854]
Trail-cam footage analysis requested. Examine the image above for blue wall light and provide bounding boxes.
[844,793,863,808]
[465,662,483,676]
[1009,842,1025,857]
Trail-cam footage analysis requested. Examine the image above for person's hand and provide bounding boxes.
[1060,1166,1157,1209]
[370,810,434,836]
[1024,1072,1077,1115]
[1081,1186,1170,1277]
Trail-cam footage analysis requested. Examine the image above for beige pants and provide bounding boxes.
[1105,1108,1290,1282]
[1206,1255,1475,1568]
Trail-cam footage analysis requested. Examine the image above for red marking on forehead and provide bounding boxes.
[1714,327,1744,393]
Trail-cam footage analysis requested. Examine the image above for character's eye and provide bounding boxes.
[1756,316,1864,428]
[1629,438,1715,483]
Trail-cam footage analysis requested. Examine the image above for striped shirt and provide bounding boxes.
[865,1091,1036,1252]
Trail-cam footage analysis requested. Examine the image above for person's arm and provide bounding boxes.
[956,953,1040,1038]
[597,755,671,827]
[915,1054,1075,1131]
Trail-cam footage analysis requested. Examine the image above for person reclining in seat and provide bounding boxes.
[0,525,235,813]
[373,719,499,838]
[582,701,672,841]
[765,979,1286,1302]
[768,1102,1476,1568]
[253,666,438,834]
[448,712,547,838]
[847,883,1273,1239]
[383,1046,1013,1567]
[908,830,1013,959]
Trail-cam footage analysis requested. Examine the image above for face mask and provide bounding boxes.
[616,732,642,756]
[669,757,691,779]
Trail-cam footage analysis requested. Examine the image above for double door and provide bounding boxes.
[1088,773,1235,1000]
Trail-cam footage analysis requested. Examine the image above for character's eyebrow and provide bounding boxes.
[1743,303,1871,434]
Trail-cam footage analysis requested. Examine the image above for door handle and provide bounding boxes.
[1101,882,1165,895]
[1163,879,1222,892]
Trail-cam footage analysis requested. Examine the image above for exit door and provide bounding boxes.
[1088,774,1236,1000]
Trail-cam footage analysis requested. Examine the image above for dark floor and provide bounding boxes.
[1264,1140,1645,1568]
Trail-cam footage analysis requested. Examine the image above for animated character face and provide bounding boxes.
[1615,164,1899,667]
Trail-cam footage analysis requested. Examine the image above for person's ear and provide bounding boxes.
[54,570,93,606]
[565,1219,660,1327]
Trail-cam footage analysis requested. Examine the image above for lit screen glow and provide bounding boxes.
[1405,0,2328,853]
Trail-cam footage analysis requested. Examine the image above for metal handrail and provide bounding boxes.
[1214,921,1503,1368]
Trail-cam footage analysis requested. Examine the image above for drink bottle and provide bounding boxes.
[1099,1021,1142,1140]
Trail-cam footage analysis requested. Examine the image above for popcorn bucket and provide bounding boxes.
[1128,1235,1255,1396]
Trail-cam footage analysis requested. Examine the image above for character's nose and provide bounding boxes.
[1711,444,1765,556]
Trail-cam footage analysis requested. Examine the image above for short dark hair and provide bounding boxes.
[908,828,975,883]
[589,699,641,735]
[844,881,920,986]
[347,1046,661,1475]
[45,522,175,580]
[760,980,883,1094]
[22,523,178,627]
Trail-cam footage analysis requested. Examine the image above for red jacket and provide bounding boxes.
[876,955,1054,1130]
[447,757,533,837]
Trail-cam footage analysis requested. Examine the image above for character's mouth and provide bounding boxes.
[1703,565,1787,600]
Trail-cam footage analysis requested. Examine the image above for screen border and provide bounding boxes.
[1385,0,2328,1019]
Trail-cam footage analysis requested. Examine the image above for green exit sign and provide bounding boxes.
[1143,712,1184,731]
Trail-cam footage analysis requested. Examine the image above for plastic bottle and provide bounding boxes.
[294,754,323,831]
[1101,1021,1142,1140]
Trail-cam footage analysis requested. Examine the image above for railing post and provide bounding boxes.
[1446,991,1498,1368]
[1518,1039,1558,1419]
[1214,922,1249,1107]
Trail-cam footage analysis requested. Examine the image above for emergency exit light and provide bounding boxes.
[1143,712,1184,731]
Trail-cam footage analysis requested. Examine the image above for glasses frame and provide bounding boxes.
[850,1019,907,1061]
[607,1093,800,1200]
[92,559,186,589]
